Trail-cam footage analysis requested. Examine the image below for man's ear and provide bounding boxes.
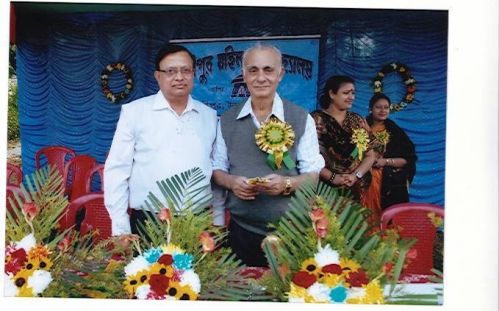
[154,70,160,84]
[278,66,285,81]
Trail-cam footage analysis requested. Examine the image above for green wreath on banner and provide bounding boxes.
[372,62,416,112]
[101,62,134,104]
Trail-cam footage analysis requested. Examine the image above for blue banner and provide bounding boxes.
[180,37,320,115]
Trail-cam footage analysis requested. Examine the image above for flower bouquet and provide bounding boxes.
[258,181,435,304]
[4,166,68,297]
[121,167,269,301]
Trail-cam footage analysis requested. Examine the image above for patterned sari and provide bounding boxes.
[311,110,373,202]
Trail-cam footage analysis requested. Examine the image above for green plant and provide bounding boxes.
[8,81,20,141]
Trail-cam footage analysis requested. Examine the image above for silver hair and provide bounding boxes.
[242,42,283,73]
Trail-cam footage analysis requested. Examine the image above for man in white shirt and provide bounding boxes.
[212,43,324,266]
[104,44,217,236]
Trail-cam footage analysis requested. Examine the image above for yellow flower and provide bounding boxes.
[288,283,316,303]
[255,117,295,169]
[176,284,198,300]
[149,262,175,278]
[161,244,184,255]
[362,280,384,304]
[322,273,343,287]
[123,269,150,297]
[165,281,183,299]
[346,296,363,304]
[26,256,53,271]
[301,258,319,275]
[17,285,34,297]
[351,128,370,160]
[340,257,361,277]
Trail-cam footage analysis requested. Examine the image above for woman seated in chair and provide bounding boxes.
[364,93,417,211]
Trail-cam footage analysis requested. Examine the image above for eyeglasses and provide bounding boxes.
[157,67,194,78]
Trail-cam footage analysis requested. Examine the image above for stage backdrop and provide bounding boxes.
[14,4,448,206]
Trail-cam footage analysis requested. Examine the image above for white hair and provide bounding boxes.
[242,42,283,73]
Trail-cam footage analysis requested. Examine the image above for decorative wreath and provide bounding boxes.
[372,62,416,112]
[101,62,134,104]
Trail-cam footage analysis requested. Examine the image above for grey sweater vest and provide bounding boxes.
[220,100,307,235]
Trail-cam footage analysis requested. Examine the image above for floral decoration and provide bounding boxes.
[373,130,390,154]
[123,244,201,300]
[372,62,417,112]
[350,128,370,160]
[101,62,134,104]
[287,244,384,304]
[255,116,296,170]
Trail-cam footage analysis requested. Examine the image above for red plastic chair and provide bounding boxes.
[7,163,23,186]
[60,193,112,243]
[381,202,444,282]
[85,164,104,194]
[64,155,97,201]
[35,146,76,179]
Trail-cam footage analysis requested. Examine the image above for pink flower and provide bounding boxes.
[158,208,172,222]
[309,208,326,222]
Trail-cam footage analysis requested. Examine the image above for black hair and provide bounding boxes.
[155,43,196,70]
[368,93,392,111]
[319,75,355,109]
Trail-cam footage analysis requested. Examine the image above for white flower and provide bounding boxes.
[4,275,18,297]
[180,269,201,293]
[347,287,365,300]
[314,244,339,266]
[124,256,150,276]
[17,233,36,252]
[307,282,330,303]
[28,270,52,294]
[135,285,151,299]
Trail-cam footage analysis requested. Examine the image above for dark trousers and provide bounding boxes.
[130,209,156,235]
[228,220,268,267]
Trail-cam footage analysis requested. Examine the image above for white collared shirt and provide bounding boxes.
[104,91,217,235]
[211,93,324,225]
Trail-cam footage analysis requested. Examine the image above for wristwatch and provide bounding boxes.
[282,177,293,195]
[355,171,363,179]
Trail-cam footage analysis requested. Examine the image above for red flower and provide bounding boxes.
[383,262,394,275]
[407,248,418,260]
[22,202,38,221]
[149,274,170,295]
[322,264,342,275]
[346,269,369,287]
[292,271,317,289]
[5,248,27,275]
[199,231,215,253]
[158,254,173,266]
[158,208,172,222]
[57,235,73,252]
[407,85,416,93]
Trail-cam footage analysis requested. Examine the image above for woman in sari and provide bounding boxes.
[365,93,417,210]
[311,75,377,206]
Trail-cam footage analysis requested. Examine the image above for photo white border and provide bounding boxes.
[0,1,497,311]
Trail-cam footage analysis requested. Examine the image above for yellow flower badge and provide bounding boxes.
[255,117,296,170]
[373,130,390,154]
[350,128,370,160]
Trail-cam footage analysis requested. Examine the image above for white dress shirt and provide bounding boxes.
[104,91,217,235]
[211,93,324,225]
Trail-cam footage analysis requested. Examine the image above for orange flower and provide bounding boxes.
[199,232,215,253]
[158,208,172,222]
[309,208,326,222]
[22,202,38,221]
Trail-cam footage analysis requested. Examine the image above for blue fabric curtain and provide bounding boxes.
[15,6,447,206]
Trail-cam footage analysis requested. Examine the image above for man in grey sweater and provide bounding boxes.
[212,43,324,266]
